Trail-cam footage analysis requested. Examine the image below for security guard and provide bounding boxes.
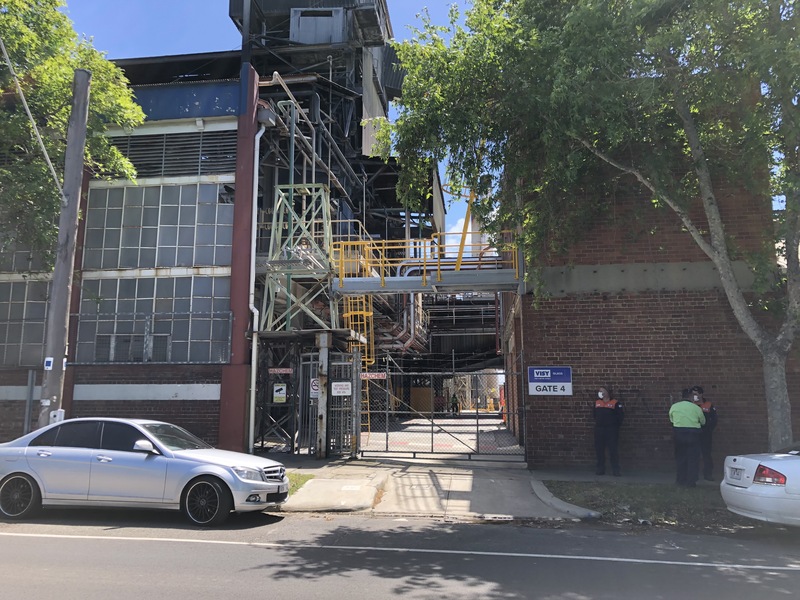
[669,392,706,487]
[593,386,624,476]
[691,385,718,481]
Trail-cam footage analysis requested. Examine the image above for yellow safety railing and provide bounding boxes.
[330,227,518,288]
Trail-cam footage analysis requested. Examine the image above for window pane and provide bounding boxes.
[55,422,101,449]
[101,422,145,451]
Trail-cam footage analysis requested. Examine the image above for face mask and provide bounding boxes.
[693,395,699,401]
[598,391,604,399]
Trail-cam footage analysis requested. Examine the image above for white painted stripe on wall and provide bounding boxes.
[73,384,221,402]
[0,386,42,401]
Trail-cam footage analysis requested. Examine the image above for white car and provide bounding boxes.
[0,417,289,526]
[720,446,800,526]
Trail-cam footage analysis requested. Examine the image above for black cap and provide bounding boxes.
[690,385,704,394]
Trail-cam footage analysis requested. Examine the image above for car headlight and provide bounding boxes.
[232,467,266,482]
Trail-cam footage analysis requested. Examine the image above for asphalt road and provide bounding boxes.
[1,509,799,599]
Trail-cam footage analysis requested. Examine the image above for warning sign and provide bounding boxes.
[273,383,287,404]
[310,378,320,399]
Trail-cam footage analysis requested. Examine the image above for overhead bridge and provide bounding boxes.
[331,232,522,295]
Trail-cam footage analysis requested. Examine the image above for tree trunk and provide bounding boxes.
[762,349,794,451]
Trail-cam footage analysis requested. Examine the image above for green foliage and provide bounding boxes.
[390,0,797,288]
[0,0,144,264]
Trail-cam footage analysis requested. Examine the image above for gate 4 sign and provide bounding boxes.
[528,366,572,396]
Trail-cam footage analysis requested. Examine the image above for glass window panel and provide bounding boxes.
[88,188,108,208]
[122,206,142,227]
[193,277,213,297]
[138,278,155,298]
[179,206,196,225]
[153,318,172,334]
[212,298,230,312]
[180,185,198,205]
[121,228,140,247]
[159,206,179,226]
[193,297,212,313]
[135,299,153,313]
[0,254,12,272]
[176,248,193,267]
[216,225,233,246]
[159,226,178,246]
[175,278,192,297]
[82,279,100,296]
[213,278,230,298]
[217,204,234,225]
[22,323,44,343]
[198,184,217,204]
[140,249,156,268]
[117,299,135,314]
[189,342,210,362]
[98,299,116,313]
[84,229,104,249]
[174,298,191,313]
[0,283,10,302]
[103,229,120,250]
[140,228,158,248]
[210,342,228,362]
[171,341,188,362]
[191,319,211,340]
[78,322,97,342]
[156,278,174,298]
[154,298,173,313]
[83,247,102,269]
[106,208,122,228]
[119,249,139,268]
[20,345,41,366]
[196,225,215,245]
[9,303,23,319]
[101,422,145,452]
[161,186,179,205]
[80,298,98,314]
[99,279,117,298]
[97,320,115,334]
[107,188,124,208]
[178,226,195,246]
[172,319,190,340]
[86,208,105,228]
[157,248,176,267]
[142,207,159,227]
[211,320,229,341]
[11,283,25,301]
[75,343,93,363]
[197,204,216,224]
[194,246,213,266]
[125,187,144,206]
[25,303,45,319]
[143,186,160,207]
[214,246,231,266]
[7,323,21,339]
[119,279,136,298]
[28,281,48,301]
[116,319,134,334]
[101,250,119,269]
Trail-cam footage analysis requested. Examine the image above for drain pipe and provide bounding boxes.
[248,123,267,453]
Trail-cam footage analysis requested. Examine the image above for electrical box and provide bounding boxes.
[49,409,65,424]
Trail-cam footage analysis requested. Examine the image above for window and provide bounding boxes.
[53,422,101,449]
[100,422,147,452]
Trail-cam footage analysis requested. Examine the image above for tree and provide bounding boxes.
[387,0,799,449]
[0,0,143,263]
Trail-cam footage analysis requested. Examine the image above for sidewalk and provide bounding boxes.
[274,453,629,521]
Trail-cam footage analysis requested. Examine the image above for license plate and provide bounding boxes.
[730,467,744,480]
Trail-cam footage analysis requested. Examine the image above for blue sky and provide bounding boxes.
[63,0,468,231]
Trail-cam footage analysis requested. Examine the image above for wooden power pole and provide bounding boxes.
[37,69,91,428]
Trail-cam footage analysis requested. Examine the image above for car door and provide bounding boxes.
[88,421,168,503]
[25,421,99,500]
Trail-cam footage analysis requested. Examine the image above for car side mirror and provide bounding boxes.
[133,439,159,454]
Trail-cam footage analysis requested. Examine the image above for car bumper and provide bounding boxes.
[231,478,290,512]
[720,482,800,526]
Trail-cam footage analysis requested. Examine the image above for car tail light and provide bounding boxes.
[754,464,787,485]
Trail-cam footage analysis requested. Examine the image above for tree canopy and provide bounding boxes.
[0,0,144,263]
[388,0,799,448]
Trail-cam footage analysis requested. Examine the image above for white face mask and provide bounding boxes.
[598,391,604,399]
[693,395,699,401]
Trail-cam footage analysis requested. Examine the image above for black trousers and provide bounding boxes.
[594,426,620,474]
[699,431,713,479]
[674,427,701,486]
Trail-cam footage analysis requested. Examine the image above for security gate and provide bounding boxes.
[360,370,525,459]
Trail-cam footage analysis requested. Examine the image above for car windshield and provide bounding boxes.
[141,423,213,451]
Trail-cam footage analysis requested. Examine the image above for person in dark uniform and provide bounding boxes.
[691,385,717,481]
[593,386,624,476]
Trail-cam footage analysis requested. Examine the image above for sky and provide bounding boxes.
[63,0,468,232]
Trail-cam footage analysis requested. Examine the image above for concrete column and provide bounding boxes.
[316,332,331,458]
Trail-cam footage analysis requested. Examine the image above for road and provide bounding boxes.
[1,509,799,599]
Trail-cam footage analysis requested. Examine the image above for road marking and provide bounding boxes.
[1,532,798,572]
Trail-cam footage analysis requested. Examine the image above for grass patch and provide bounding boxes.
[544,480,761,533]
[288,472,314,496]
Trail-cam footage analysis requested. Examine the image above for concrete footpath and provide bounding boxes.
[273,454,642,522]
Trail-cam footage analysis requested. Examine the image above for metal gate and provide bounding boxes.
[360,369,525,459]
[254,351,359,457]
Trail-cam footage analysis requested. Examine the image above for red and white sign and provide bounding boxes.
[360,372,387,380]
[268,368,293,375]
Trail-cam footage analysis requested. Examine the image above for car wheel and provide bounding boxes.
[181,476,232,526]
[0,474,41,519]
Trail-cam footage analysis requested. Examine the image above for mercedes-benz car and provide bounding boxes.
[0,417,288,526]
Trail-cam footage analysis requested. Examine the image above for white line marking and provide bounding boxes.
[1,532,798,572]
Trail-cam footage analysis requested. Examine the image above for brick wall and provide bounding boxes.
[514,188,797,471]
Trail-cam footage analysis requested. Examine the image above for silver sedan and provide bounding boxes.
[0,417,289,526]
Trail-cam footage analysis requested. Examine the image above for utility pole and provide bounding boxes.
[37,69,91,428]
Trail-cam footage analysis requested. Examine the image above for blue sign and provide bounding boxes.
[528,366,573,396]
